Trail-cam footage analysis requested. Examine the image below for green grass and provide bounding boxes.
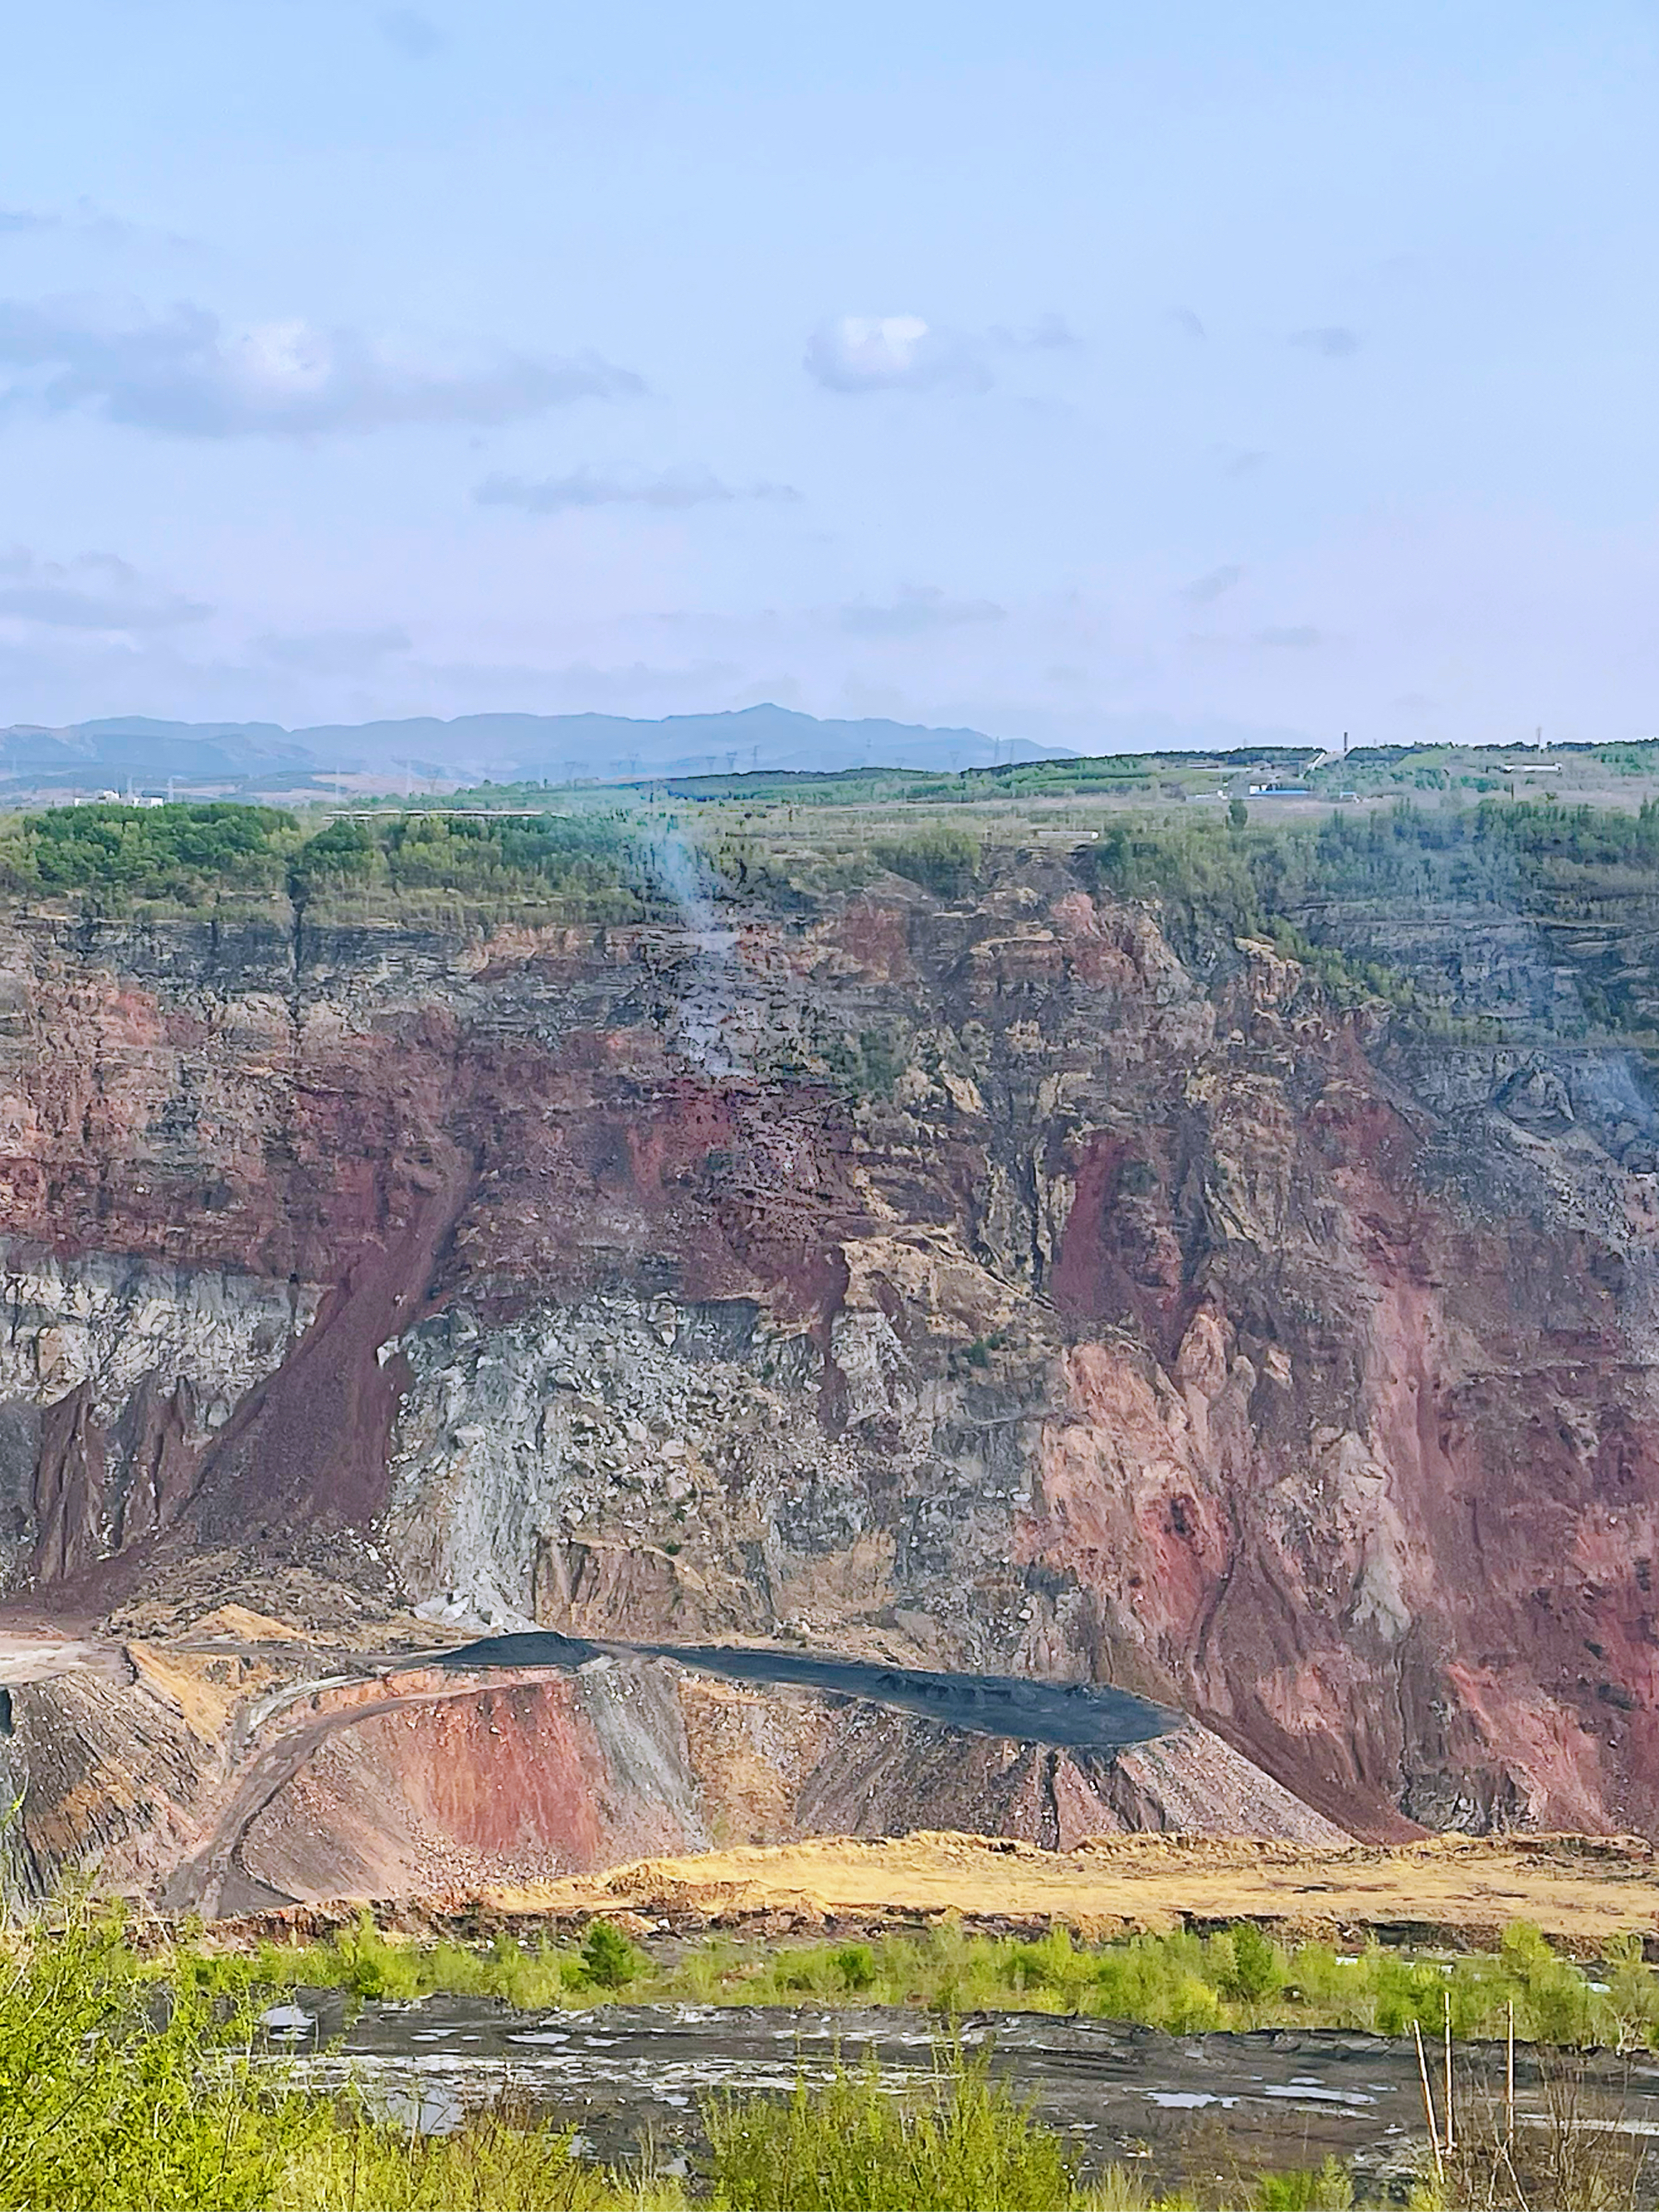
[0,1898,678,2211]
[231,1909,592,2008]
[706,2049,1104,2212]
[232,1911,1659,2054]
[278,2111,681,2212]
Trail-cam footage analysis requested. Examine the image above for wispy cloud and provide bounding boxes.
[1289,325,1360,357]
[0,547,209,630]
[840,586,1005,638]
[1166,306,1206,341]
[257,626,412,675]
[1181,563,1243,605]
[1254,624,1323,649]
[378,7,445,57]
[990,311,1079,351]
[0,202,192,250]
[0,299,643,437]
[474,465,798,515]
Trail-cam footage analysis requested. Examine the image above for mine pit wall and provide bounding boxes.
[0,1664,221,1903]
[0,1247,322,1588]
[0,870,1656,1869]
[209,1667,1350,1907]
[0,1646,1337,1908]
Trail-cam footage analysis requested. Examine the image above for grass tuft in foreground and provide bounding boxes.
[0,1896,675,2212]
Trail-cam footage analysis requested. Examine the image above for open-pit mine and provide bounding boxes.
[5,795,1659,1927]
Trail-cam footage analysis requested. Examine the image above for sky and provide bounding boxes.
[2,0,1658,750]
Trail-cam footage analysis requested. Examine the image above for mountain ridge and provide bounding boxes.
[0,703,1075,791]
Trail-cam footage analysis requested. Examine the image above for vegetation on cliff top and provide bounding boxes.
[0,800,293,906]
[12,791,1659,1048]
[0,800,662,923]
[286,807,656,923]
[1073,795,1659,1035]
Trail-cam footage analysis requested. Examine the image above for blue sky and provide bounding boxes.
[2,0,1657,747]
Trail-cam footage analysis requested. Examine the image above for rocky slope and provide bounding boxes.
[2,847,1659,1893]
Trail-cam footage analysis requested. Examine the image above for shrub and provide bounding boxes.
[833,1943,878,1994]
[1250,2159,1352,2211]
[870,826,981,897]
[0,1898,675,2212]
[224,1903,1659,2053]
[279,2109,679,2212]
[0,799,662,924]
[579,1918,642,1991]
[1221,1922,1283,2004]
[0,801,294,911]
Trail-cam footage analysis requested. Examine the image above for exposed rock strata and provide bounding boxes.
[1,1640,1340,1908]
[0,856,1657,1885]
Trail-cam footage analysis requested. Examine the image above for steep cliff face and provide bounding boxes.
[2,854,1658,1876]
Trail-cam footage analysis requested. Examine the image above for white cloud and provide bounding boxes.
[0,299,643,437]
[804,314,990,394]
[804,309,1076,394]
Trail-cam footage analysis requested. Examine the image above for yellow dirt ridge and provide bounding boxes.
[475,1830,1659,1952]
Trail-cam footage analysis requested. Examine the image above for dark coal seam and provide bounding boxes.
[429,1631,1180,1753]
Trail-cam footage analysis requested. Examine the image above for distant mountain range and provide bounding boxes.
[0,705,1074,795]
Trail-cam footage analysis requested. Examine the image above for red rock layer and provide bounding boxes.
[0,876,1654,1845]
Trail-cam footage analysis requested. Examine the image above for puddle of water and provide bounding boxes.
[1262,2085,1376,2106]
[369,2078,466,2136]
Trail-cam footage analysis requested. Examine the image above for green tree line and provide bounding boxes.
[0,802,663,921]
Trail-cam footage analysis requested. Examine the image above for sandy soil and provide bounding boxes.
[0,1630,134,1685]
[465,1830,1659,1952]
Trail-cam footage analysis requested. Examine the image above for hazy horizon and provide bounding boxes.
[5,2,1657,751]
